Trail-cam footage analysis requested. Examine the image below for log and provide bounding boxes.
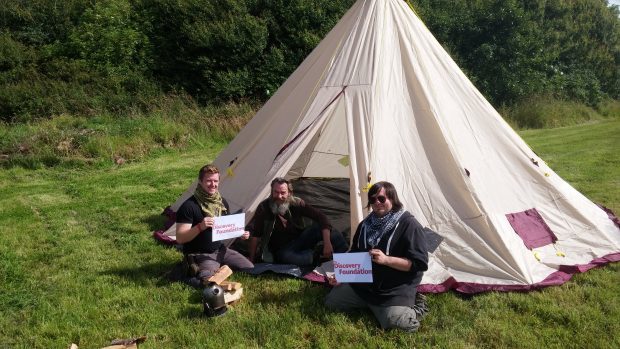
[224,288,243,304]
[220,281,242,291]
[206,265,232,285]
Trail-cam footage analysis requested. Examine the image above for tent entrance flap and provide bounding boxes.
[291,178,352,242]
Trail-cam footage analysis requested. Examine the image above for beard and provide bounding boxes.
[270,198,291,216]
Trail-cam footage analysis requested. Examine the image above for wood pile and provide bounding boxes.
[205,265,244,304]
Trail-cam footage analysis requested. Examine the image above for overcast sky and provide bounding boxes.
[609,0,620,7]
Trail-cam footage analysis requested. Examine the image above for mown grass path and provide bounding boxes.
[1,120,618,348]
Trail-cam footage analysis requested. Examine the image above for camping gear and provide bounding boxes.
[160,0,619,293]
[202,282,227,317]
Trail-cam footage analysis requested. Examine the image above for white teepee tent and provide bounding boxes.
[163,0,620,293]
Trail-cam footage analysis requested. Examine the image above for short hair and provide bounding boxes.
[270,177,293,193]
[366,181,403,211]
[198,164,220,181]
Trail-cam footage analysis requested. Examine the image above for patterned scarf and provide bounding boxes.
[193,185,227,217]
[362,209,405,248]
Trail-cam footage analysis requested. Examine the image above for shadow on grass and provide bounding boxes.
[101,260,181,287]
[142,213,169,232]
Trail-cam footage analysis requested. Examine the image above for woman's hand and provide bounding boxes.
[369,249,389,265]
[369,249,413,272]
[327,275,340,287]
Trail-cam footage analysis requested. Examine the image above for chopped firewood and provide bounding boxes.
[206,265,233,285]
[224,287,243,304]
[220,280,242,291]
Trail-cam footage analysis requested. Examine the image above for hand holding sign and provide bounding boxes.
[332,252,373,283]
[212,213,246,241]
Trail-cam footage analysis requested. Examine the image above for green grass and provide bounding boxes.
[0,120,618,348]
[0,101,257,170]
[521,119,620,213]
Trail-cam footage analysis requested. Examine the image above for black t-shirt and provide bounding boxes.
[350,211,429,307]
[176,196,230,254]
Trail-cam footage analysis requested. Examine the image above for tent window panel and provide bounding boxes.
[506,208,558,249]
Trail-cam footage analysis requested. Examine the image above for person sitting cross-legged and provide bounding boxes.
[176,164,254,286]
[248,177,348,267]
[325,181,430,332]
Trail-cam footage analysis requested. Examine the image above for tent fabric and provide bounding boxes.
[163,0,620,293]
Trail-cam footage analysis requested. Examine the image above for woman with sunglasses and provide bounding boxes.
[325,181,429,332]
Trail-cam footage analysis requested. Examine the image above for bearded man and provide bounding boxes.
[176,164,253,285]
[248,177,348,266]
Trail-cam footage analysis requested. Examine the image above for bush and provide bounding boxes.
[0,97,255,169]
[504,96,603,129]
[596,99,620,118]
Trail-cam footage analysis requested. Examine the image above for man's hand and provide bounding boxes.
[322,241,334,258]
[248,237,260,262]
[199,217,215,231]
[321,228,334,258]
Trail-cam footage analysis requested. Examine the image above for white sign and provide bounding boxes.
[333,252,373,283]
[212,213,246,241]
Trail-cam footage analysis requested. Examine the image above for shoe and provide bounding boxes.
[412,292,429,320]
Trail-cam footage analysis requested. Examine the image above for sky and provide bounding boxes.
[609,0,620,7]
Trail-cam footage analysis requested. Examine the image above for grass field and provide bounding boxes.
[0,120,618,348]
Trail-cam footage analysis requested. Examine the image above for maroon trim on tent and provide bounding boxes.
[418,252,620,294]
[153,230,176,245]
[152,206,179,246]
[303,271,328,283]
[506,208,557,249]
[598,204,620,229]
[275,87,348,159]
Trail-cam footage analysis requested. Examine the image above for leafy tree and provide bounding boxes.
[539,0,619,102]
[0,0,618,121]
[138,0,267,101]
[411,0,620,105]
[412,0,549,105]
[66,0,151,75]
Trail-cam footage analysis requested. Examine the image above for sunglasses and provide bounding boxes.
[369,195,387,204]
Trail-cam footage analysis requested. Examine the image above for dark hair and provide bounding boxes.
[198,164,220,181]
[270,177,293,193]
[366,181,403,211]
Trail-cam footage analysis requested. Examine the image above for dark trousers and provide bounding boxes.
[191,246,254,279]
[325,284,428,332]
[275,225,348,266]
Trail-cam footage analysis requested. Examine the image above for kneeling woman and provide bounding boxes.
[325,181,429,332]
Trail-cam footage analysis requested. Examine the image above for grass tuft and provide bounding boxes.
[501,96,618,129]
[0,100,257,169]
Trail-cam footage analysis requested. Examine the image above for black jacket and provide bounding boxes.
[350,211,429,307]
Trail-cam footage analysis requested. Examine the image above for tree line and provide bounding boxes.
[1,0,618,123]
